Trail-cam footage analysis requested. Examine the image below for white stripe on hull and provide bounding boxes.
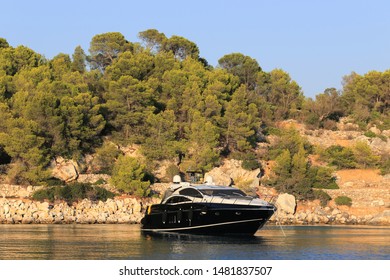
[141,218,263,232]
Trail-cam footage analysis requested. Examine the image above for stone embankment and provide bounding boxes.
[270,204,390,226]
[0,184,43,198]
[270,193,390,226]
[0,197,159,224]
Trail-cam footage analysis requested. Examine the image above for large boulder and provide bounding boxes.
[369,137,390,154]
[276,193,296,214]
[368,210,390,225]
[205,159,260,187]
[49,156,79,182]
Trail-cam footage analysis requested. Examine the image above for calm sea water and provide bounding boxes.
[0,224,388,260]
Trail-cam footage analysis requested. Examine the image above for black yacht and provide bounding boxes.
[141,176,276,235]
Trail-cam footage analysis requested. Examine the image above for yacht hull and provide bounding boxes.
[141,203,275,236]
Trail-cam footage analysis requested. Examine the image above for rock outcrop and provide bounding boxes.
[49,157,80,182]
[275,193,296,214]
[205,159,260,189]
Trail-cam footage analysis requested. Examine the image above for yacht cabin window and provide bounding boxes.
[166,196,192,204]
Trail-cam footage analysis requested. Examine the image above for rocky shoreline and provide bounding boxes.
[269,204,390,226]
[1,174,389,226]
[1,196,389,226]
[0,197,158,225]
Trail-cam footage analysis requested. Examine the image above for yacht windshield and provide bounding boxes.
[178,188,203,198]
[199,189,246,197]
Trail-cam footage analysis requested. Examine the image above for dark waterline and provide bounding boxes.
[0,224,389,260]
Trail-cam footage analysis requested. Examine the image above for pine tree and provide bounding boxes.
[223,85,260,154]
[71,46,86,73]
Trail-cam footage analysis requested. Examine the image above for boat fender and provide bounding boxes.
[188,207,193,221]
[177,209,182,223]
[147,206,152,215]
[162,210,167,224]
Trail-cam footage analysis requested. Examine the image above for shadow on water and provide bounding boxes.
[142,231,265,243]
[140,230,279,260]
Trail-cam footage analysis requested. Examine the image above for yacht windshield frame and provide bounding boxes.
[199,189,247,197]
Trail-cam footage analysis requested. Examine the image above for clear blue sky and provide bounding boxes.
[1,0,390,98]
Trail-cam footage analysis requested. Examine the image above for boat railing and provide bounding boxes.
[190,195,276,206]
[261,195,277,204]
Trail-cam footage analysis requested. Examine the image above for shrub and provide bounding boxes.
[313,189,331,207]
[364,131,377,138]
[89,186,115,201]
[322,119,337,130]
[377,134,388,142]
[110,155,150,196]
[307,166,339,189]
[32,182,116,204]
[322,145,356,169]
[93,142,121,174]
[94,178,106,185]
[32,188,55,202]
[380,155,390,175]
[335,196,352,206]
[164,164,180,182]
[43,177,65,186]
[268,127,312,160]
[241,153,261,171]
[352,141,380,168]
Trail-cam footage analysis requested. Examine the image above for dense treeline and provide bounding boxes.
[0,31,389,193]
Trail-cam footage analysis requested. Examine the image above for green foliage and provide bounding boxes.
[303,88,343,129]
[105,75,153,143]
[138,29,167,53]
[1,32,389,193]
[268,130,338,200]
[89,32,133,71]
[352,141,380,168]
[32,182,115,204]
[313,190,331,207]
[256,69,303,120]
[364,131,377,138]
[43,177,65,186]
[0,116,51,184]
[142,110,179,160]
[162,35,199,60]
[242,157,261,171]
[164,164,180,183]
[92,142,121,174]
[223,85,260,154]
[379,154,390,175]
[0,38,9,49]
[273,149,292,181]
[110,156,150,196]
[321,145,356,169]
[218,53,261,89]
[72,46,86,73]
[57,93,106,157]
[185,111,220,172]
[307,166,339,189]
[335,196,352,206]
[342,71,390,125]
[94,178,106,185]
[268,127,311,160]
